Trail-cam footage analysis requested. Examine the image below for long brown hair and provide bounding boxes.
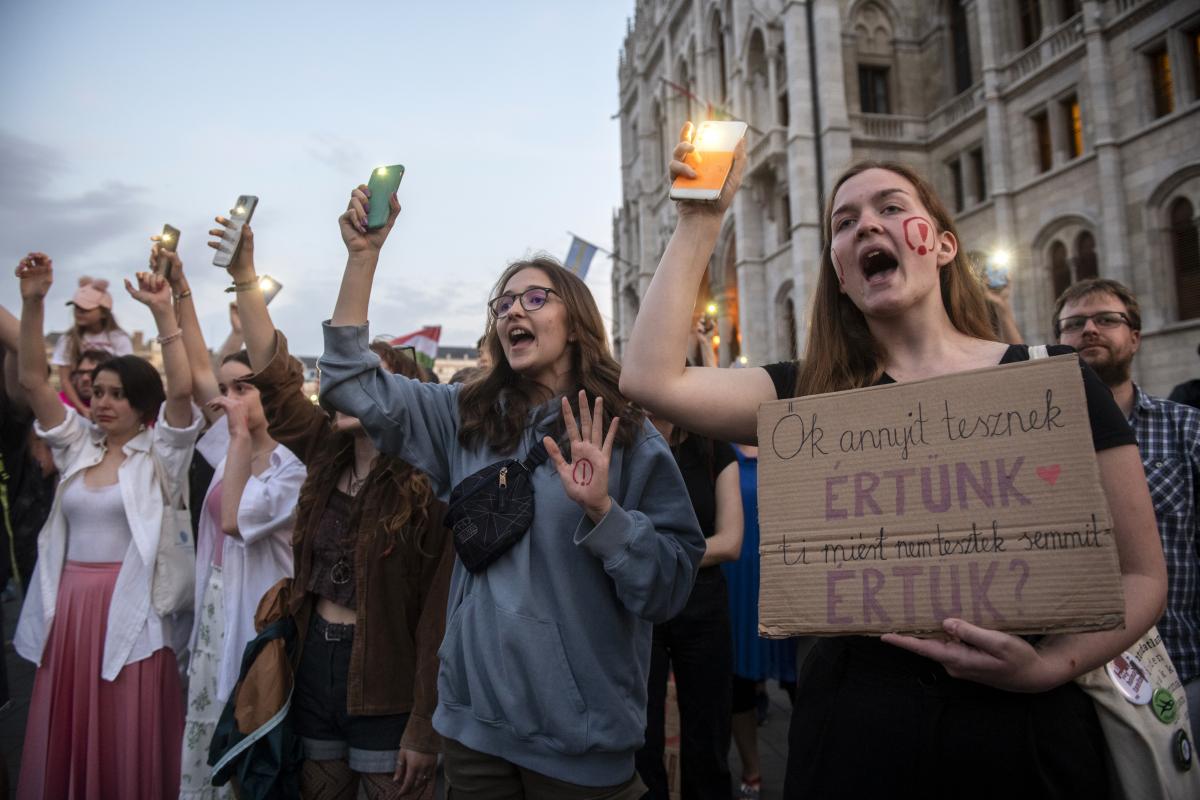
[294,344,436,557]
[458,256,643,454]
[796,161,995,397]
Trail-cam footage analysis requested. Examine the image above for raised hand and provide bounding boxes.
[668,122,746,218]
[208,217,256,282]
[15,252,53,301]
[339,184,401,255]
[124,270,172,311]
[544,390,621,523]
[206,394,250,437]
[149,235,185,290]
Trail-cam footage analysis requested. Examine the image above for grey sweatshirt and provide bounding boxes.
[319,322,703,786]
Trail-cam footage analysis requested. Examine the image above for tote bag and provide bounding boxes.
[151,452,196,616]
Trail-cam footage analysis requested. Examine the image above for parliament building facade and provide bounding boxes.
[611,0,1200,394]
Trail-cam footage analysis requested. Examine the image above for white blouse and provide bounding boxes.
[193,415,306,702]
[15,404,203,681]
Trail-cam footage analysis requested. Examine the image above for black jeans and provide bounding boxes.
[636,567,732,800]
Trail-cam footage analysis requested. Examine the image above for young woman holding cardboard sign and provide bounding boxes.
[620,131,1167,797]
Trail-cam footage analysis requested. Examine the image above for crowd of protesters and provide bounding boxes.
[0,126,1196,800]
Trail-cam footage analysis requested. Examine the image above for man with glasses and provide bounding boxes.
[58,348,109,414]
[1054,277,1200,734]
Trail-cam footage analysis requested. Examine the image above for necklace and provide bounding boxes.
[346,458,368,496]
[331,461,366,586]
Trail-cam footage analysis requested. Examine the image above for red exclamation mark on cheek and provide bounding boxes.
[917,222,929,255]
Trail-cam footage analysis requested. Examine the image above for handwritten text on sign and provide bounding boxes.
[755,356,1124,636]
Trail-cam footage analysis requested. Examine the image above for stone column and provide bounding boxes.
[976,0,1025,335]
[781,0,823,357]
[1080,0,1132,291]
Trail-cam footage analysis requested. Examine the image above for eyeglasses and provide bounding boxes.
[1055,311,1135,336]
[488,287,559,319]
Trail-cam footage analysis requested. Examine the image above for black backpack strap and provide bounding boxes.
[523,442,550,470]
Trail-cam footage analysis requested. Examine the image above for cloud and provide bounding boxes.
[0,129,151,266]
[306,133,366,175]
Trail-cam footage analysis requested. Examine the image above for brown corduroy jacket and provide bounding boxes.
[247,331,453,753]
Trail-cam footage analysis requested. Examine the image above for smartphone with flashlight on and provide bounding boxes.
[985,264,1009,290]
[257,274,283,305]
[155,224,181,280]
[366,165,404,229]
[213,195,258,268]
[670,120,748,202]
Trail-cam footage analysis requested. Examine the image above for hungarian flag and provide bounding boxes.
[390,326,441,370]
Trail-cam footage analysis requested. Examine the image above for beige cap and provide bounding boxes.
[68,277,113,311]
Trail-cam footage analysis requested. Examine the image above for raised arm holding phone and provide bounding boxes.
[319,176,703,798]
[212,206,453,797]
[149,220,306,799]
[13,253,202,800]
[619,124,1167,798]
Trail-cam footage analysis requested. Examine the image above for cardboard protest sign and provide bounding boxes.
[756,355,1125,637]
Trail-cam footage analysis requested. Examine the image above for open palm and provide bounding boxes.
[544,391,620,522]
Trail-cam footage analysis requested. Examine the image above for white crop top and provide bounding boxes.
[61,479,133,563]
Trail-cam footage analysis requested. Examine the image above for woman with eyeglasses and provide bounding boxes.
[189,215,455,799]
[318,185,703,799]
[618,135,1167,798]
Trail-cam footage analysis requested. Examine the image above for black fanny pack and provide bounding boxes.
[445,443,549,573]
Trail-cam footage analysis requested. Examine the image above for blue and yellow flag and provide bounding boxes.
[565,236,598,280]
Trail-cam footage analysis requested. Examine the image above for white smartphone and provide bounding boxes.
[669,121,748,202]
[213,195,258,268]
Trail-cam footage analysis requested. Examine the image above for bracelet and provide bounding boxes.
[224,279,260,294]
[173,289,192,302]
[157,329,183,346]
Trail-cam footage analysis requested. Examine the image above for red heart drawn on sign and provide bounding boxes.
[1036,465,1061,486]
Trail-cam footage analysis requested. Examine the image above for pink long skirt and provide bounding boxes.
[17,561,184,800]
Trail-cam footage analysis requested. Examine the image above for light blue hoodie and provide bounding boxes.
[319,322,703,786]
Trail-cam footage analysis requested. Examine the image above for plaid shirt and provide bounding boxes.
[1129,385,1200,683]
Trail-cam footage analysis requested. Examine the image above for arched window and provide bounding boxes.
[950,0,972,94]
[711,12,728,104]
[651,100,665,171]
[773,44,790,128]
[1172,197,1200,320]
[783,297,798,361]
[747,30,770,131]
[1049,240,1071,298]
[676,58,693,132]
[852,2,896,114]
[1074,231,1098,280]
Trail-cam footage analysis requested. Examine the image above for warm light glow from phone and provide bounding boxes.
[376,167,388,176]
[712,335,721,346]
[162,234,173,242]
[260,277,276,291]
[988,249,1011,268]
[738,355,749,365]
[235,206,246,215]
[706,302,718,315]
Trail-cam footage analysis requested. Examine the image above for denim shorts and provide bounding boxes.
[293,614,410,773]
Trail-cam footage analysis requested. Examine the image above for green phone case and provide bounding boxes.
[366,165,405,229]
